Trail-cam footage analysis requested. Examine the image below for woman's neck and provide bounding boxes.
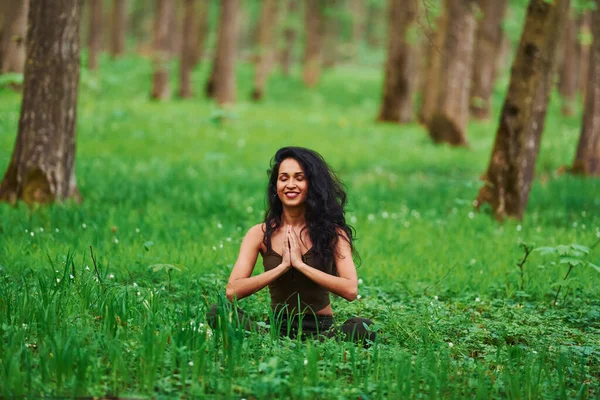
[281,206,306,227]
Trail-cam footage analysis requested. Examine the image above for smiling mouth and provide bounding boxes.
[285,192,300,198]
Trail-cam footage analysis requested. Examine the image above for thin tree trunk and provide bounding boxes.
[571,1,600,175]
[1,0,29,75]
[0,0,82,205]
[279,0,297,77]
[168,0,181,58]
[400,40,422,124]
[303,0,323,87]
[88,0,103,71]
[418,5,447,125]
[428,0,478,146]
[475,0,570,220]
[252,0,279,100]
[110,0,127,58]
[0,0,7,68]
[323,0,340,68]
[151,0,172,100]
[192,0,209,65]
[377,0,419,123]
[559,10,578,116]
[179,0,196,98]
[470,0,508,120]
[213,0,238,105]
[350,0,364,60]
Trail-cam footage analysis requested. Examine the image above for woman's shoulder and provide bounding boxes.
[244,223,266,248]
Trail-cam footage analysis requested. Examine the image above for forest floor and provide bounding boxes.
[0,56,599,398]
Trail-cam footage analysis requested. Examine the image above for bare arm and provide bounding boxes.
[288,227,358,301]
[225,224,291,302]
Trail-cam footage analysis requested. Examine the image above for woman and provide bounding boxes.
[208,147,375,344]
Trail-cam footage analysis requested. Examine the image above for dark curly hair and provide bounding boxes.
[263,147,358,274]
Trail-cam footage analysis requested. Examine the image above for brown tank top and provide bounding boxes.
[261,248,333,314]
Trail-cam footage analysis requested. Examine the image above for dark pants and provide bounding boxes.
[207,304,376,345]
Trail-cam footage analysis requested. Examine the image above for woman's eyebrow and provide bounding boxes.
[278,171,304,176]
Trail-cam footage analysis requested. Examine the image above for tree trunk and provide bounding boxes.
[577,13,592,100]
[470,0,508,120]
[252,0,279,101]
[168,0,181,58]
[151,0,172,100]
[428,0,477,146]
[377,0,419,123]
[192,0,209,65]
[418,5,447,125]
[475,0,569,220]
[0,0,82,205]
[179,0,196,98]
[110,0,127,58]
[0,0,7,68]
[365,2,382,48]
[1,0,29,75]
[303,0,323,87]
[212,0,238,105]
[571,1,600,176]
[88,0,103,71]
[559,10,578,116]
[279,0,297,77]
[350,0,364,60]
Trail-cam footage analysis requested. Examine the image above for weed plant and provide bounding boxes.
[0,55,599,398]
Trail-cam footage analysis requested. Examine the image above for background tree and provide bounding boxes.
[303,0,323,87]
[252,0,279,100]
[192,0,210,66]
[1,0,29,76]
[179,0,197,98]
[212,0,239,105]
[577,12,592,100]
[475,0,569,220]
[0,0,82,204]
[558,8,578,116]
[428,0,478,146]
[151,0,173,100]
[378,0,419,123]
[470,0,508,119]
[0,0,7,68]
[571,0,600,176]
[350,0,364,60]
[279,0,298,77]
[110,0,127,58]
[88,0,103,71]
[323,0,341,69]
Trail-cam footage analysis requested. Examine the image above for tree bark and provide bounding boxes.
[151,0,172,100]
[428,0,477,146]
[279,0,297,77]
[179,0,196,98]
[323,0,340,68]
[0,0,82,205]
[470,0,508,120]
[418,4,447,125]
[377,0,419,123]
[559,10,578,116]
[110,0,127,58]
[88,0,103,71]
[212,0,238,105]
[475,0,570,220]
[303,0,323,87]
[350,0,364,60]
[168,0,181,58]
[571,1,600,176]
[192,0,209,65]
[0,0,7,68]
[577,13,592,100]
[252,0,279,101]
[1,0,29,75]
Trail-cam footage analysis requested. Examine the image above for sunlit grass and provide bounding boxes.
[0,55,598,397]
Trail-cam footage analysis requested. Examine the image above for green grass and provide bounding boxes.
[0,54,599,398]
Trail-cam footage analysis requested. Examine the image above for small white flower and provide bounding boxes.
[219,243,223,248]
[199,323,204,328]
[470,259,476,265]
[356,294,361,300]
[55,228,59,233]
[108,274,115,279]
[212,246,217,251]
[114,238,119,244]
[137,291,141,296]
[69,274,74,279]
[448,342,454,348]
[25,229,28,233]
[382,211,389,219]
[475,297,480,302]
[30,232,35,237]
[39,227,44,232]
[217,223,223,229]
[85,265,90,271]
[368,214,375,221]
[572,222,578,228]
[358,278,363,285]
[226,237,232,242]
[190,320,195,326]
[516,225,522,231]
[303,359,308,366]
[135,228,140,233]
[133,282,138,287]
[82,223,87,229]
[182,327,185,331]
[434,295,438,301]
[188,361,194,367]
[56,278,61,283]
[468,212,475,219]
[532,350,538,354]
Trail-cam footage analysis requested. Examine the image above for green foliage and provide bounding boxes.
[0,55,599,397]
[0,73,24,89]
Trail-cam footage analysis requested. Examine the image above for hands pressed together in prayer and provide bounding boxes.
[280,225,306,271]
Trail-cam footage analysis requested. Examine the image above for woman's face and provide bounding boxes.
[277,158,308,208]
